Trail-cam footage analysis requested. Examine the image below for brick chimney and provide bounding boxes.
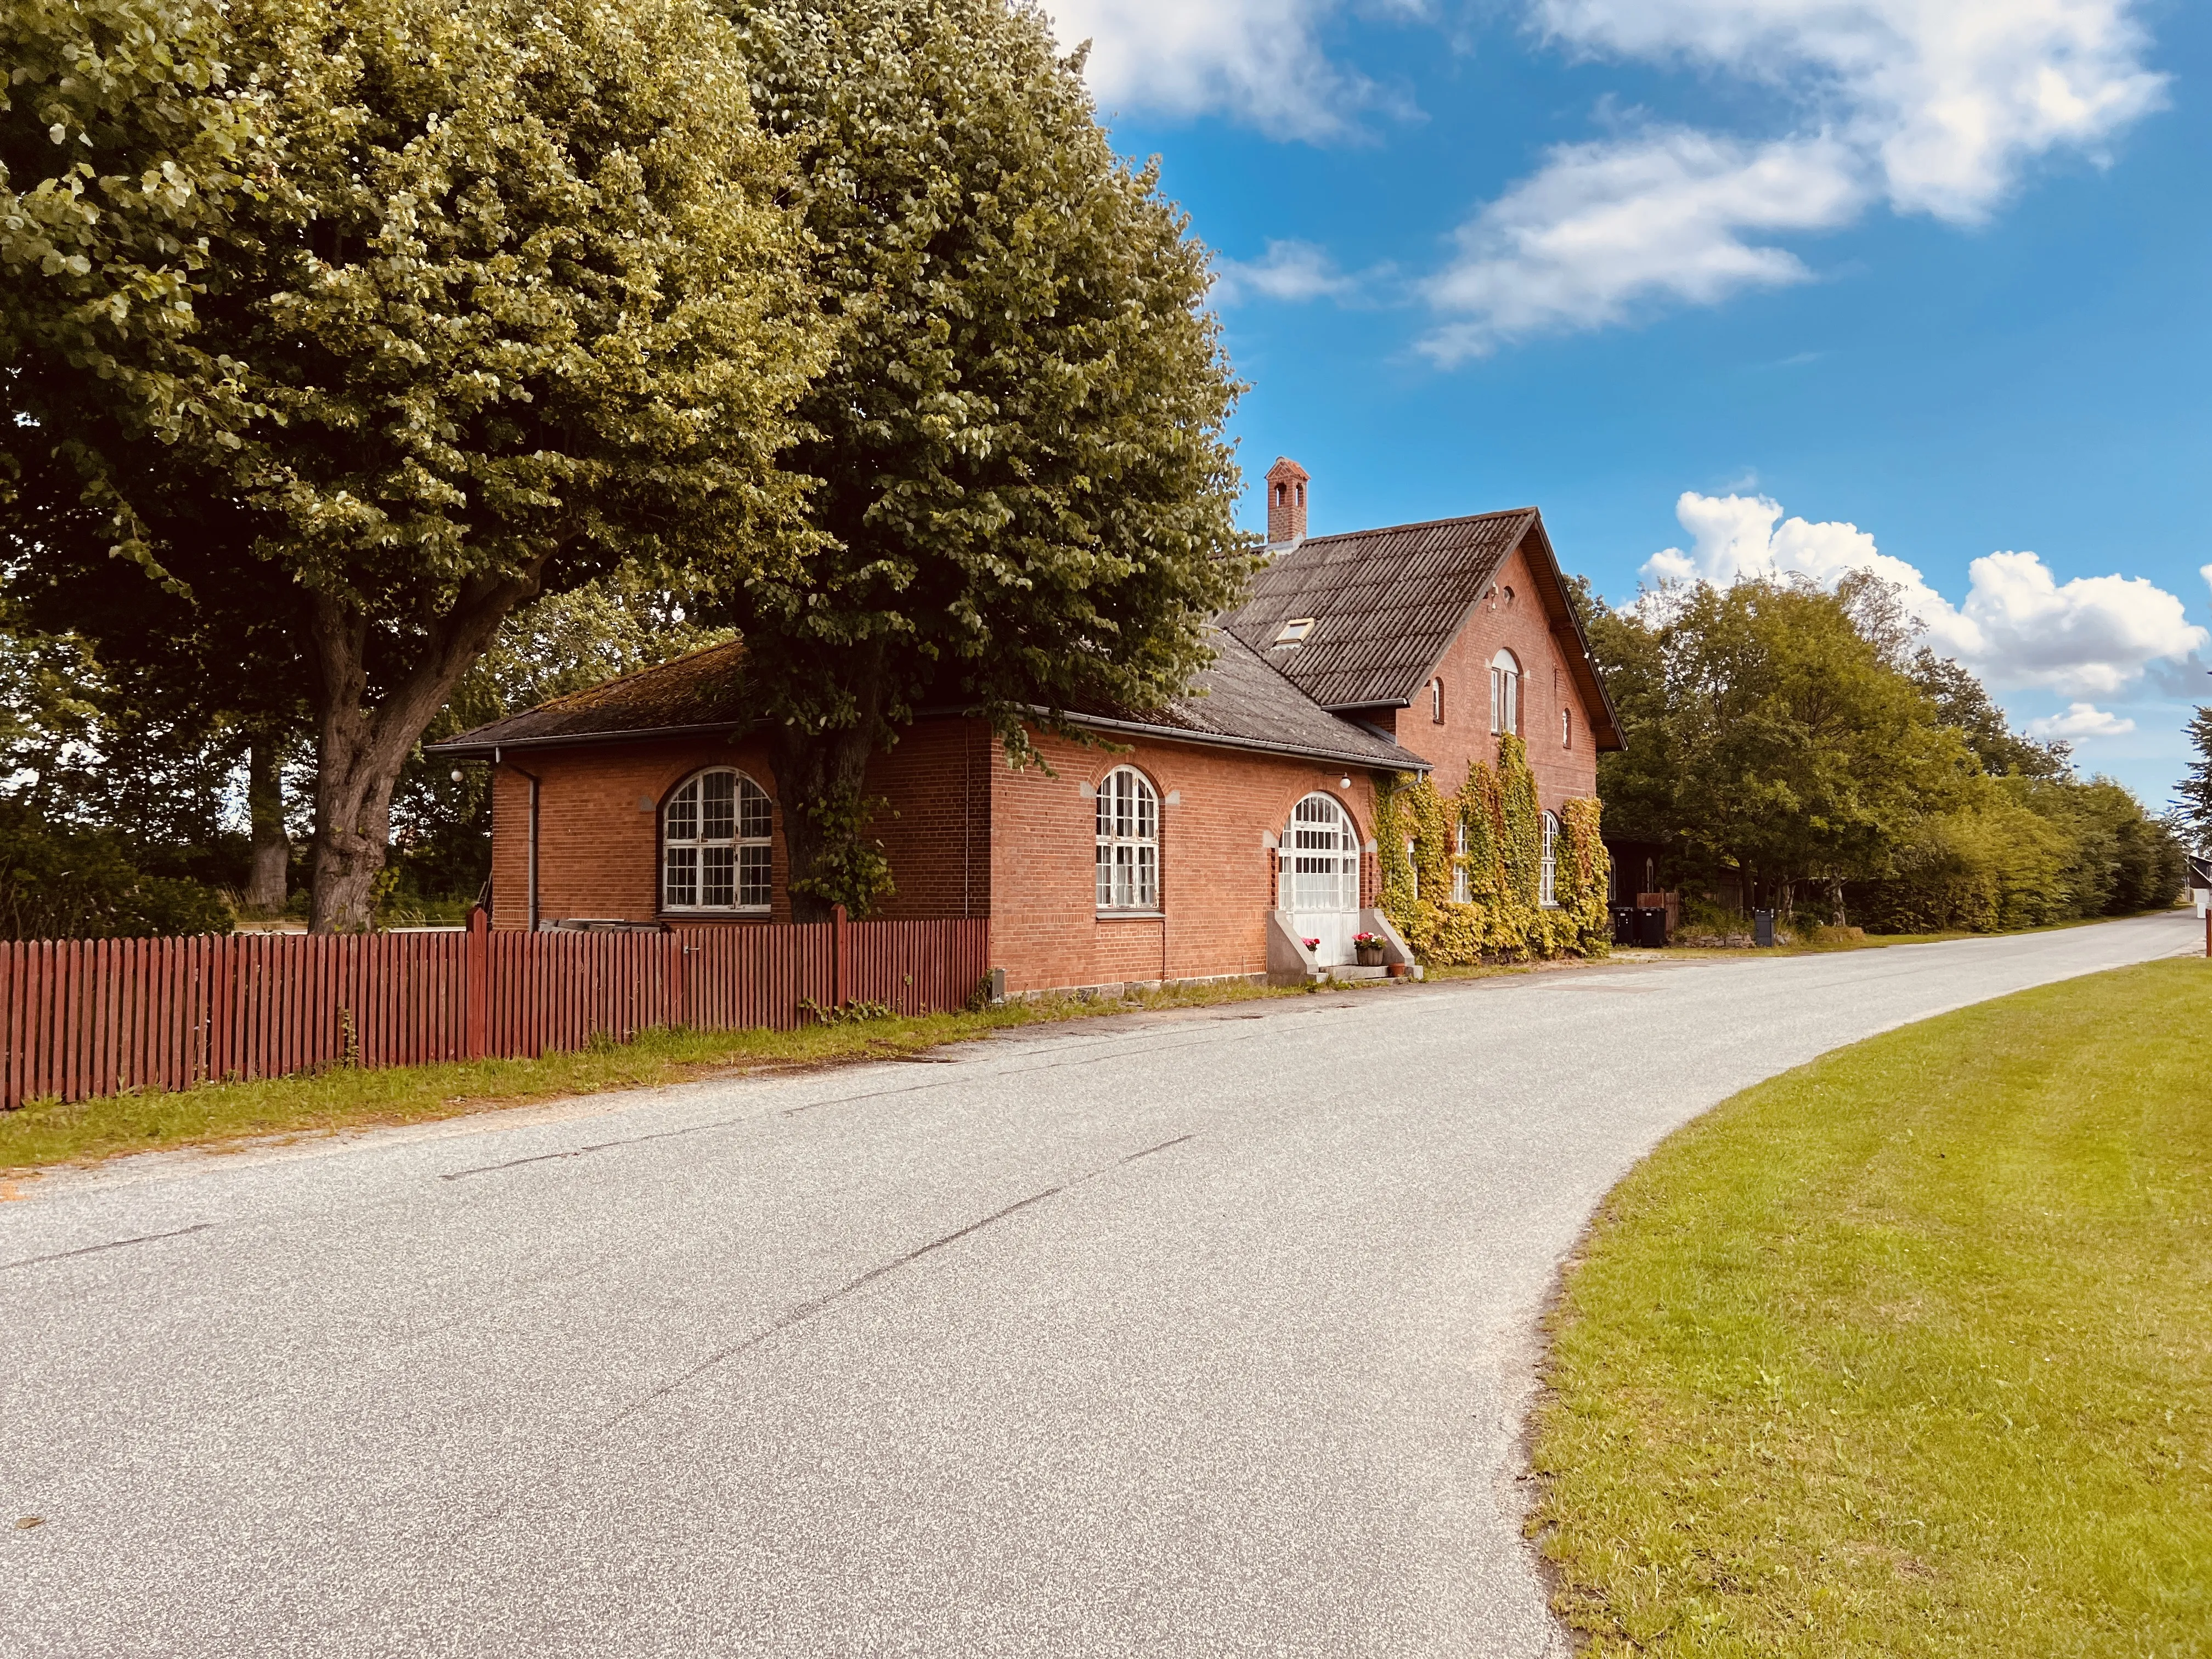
[1265,456,1308,546]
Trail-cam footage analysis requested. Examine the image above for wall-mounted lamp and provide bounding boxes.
[1339,775,1352,789]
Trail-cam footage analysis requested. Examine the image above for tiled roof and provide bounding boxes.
[1220,510,1533,709]
[1220,507,1624,749]
[426,640,753,753]
[1054,630,1427,771]
[427,632,1429,773]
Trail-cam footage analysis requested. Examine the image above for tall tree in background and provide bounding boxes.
[1595,577,1972,921]
[1590,572,2186,930]
[4,0,825,930]
[719,0,1248,918]
[2178,704,2212,854]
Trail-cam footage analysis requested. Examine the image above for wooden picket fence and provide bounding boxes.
[0,909,990,1110]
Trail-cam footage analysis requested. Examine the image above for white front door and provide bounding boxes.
[1280,793,1360,966]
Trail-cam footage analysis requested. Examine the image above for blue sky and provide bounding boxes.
[1045,0,2212,809]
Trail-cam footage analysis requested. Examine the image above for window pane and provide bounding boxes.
[666,780,698,842]
[1136,782,1155,840]
[1097,842,1114,906]
[1097,787,1112,840]
[1135,844,1157,909]
[664,845,698,908]
[738,778,772,840]
[702,845,736,908]
[701,771,735,841]
[738,844,772,909]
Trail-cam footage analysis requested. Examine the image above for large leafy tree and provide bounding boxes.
[1596,576,1973,919]
[719,0,1249,918]
[4,0,825,930]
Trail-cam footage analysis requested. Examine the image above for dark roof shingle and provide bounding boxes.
[1219,511,1533,709]
[427,633,1427,772]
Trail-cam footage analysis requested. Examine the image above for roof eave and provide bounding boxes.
[1025,707,1429,774]
[425,718,755,759]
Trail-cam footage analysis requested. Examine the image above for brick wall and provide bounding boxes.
[988,729,1387,995]
[1378,541,1602,810]
[486,720,990,931]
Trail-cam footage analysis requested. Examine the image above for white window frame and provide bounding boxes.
[1540,810,1560,908]
[1452,816,1471,903]
[1279,793,1359,912]
[1489,650,1522,736]
[1562,707,1572,749]
[1430,677,1445,724]
[663,768,774,914]
[1095,766,1160,912]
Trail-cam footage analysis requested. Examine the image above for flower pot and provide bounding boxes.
[1385,961,1409,979]
[1354,945,1385,967]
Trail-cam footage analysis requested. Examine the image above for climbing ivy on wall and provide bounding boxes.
[1374,735,1612,966]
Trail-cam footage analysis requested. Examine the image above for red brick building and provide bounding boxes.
[429,464,1623,994]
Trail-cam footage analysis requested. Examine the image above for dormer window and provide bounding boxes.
[1273,617,1316,647]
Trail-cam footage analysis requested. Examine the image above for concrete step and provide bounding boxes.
[1323,964,1390,982]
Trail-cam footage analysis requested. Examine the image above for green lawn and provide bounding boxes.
[1531,956,2212,1658]
[0,978,1295,1176]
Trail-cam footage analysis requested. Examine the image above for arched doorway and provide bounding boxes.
[1280,793,1360,966]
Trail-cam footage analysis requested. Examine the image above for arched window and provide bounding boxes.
[1489,650,1522,736]
[1281,793,1358,912]
[1562,707,1572,749]
[1430,677,1446,724]
[1540,811,1560,908]
[1096,766,1159,910]
[664,769,773,913]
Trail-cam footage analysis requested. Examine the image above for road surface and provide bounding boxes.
[3,911,2198,1656]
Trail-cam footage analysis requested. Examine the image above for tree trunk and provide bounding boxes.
[770,719,884,924]
[244,732,290,915]
[1829,874,1848,928]
[302,575,540,934]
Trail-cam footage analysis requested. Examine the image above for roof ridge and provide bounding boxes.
[1290,506,1537,544]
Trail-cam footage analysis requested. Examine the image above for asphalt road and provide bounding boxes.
[3,912,2198,1657]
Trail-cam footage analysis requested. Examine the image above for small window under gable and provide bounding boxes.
[1430,678,1445,724]
[1489,649,1522,736]
[1562,707,1572,749]
[664,769,773,913]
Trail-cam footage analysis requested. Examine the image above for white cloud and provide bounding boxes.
[1427,0,2165,349]
[1422,131,1864,359]
[2202,562,2212,598]
[2028,702,2136,739]
[1214,240,1359,306]
[1643,490,2208,698]
[1533,0,2167,221]
[1041,0,1406,140]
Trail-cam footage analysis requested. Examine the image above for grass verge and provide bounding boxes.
[1531,955,2212,1657]
[0,978,1300,1176]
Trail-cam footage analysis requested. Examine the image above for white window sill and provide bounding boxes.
[663,907,774,917]
[1095,909,1164,921]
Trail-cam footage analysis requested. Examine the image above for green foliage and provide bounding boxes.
[0,0,268,480]
[0,800,232,939]
[1592,574,2181,929]
[1376,740,1609,966]
[786,786,896,919]
[717,0,1249,915]
[7,0,826,932]
[2178,704,2212,855]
